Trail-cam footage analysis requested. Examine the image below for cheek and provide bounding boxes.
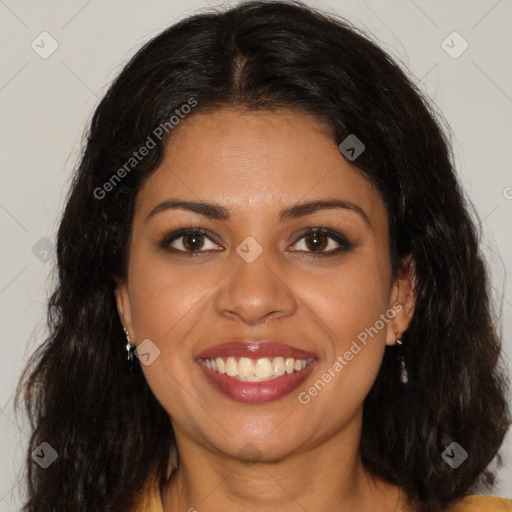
[298,256,391,396]
[127,251,214,339]
[295,267,390,421]
[302,257,391,342]
[126,256,213,425]
[126,255,208,391]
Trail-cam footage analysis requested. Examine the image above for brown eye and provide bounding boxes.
[303,232,329,252]
[181,233,206,251]
[159,228,222,254]
[290,228,353,255]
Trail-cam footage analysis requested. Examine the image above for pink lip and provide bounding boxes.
[196,341,318,403]
[196,341,317,360]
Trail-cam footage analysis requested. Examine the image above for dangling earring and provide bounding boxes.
[396,335,408,384]
[124,328,135,362]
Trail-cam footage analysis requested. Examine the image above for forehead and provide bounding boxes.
[135,108,386,229]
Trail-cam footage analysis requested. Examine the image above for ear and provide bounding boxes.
[115,280,134,340]
[385,254,416,346]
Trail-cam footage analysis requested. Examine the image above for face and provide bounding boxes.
[116,108,414,463]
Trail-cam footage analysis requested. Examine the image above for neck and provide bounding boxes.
[160,414,399,512]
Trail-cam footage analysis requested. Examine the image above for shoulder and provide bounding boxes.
[400,491,511,512]
[445,495,512,512]
[131,472,164,512]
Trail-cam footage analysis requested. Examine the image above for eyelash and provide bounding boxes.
[158,227,354,257]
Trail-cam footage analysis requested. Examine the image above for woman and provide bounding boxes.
[15,1,511,511]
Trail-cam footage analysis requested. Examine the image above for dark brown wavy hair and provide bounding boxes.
[15,1,510,511]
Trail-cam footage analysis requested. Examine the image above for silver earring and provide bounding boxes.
[124,328,135,362]
[396,337,408,384]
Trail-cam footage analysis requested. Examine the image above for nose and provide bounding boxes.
[214,246,298,326]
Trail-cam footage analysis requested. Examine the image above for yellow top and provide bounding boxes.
[135,475,512,511]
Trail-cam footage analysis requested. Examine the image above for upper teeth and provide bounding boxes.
[202,356,309,381]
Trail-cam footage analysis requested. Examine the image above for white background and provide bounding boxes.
[1,0,511,509]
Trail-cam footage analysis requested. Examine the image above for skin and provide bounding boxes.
[116,108,416,512]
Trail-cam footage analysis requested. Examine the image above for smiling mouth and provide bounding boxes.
[196,340,318,402]
[199,356,314,382]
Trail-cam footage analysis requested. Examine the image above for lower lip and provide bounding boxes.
[198,361,317,403]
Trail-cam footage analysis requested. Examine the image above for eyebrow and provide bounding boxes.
[145,198,371,228]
